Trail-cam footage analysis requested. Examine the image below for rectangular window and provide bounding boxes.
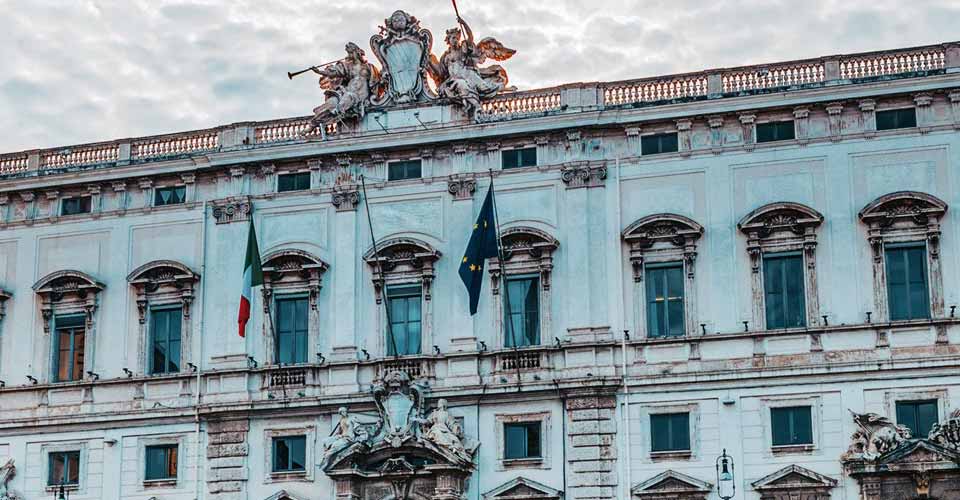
[876,108,917,131]
[275,297,309,364]
[885,244,930,321]
[896,400,938,438]
[61,197,92,216]
[763,253,806,329]
[501,147,537,169]
[277,172,311,192]
[504,276,540,347]
[48,450,80,486]
[504,421,542,459]
[53,315,85,382]
[150,307,182,374]
[388,160,422,181]
[650,412,690,452]
[645,263,685,337]
[756,121,796,143]
[771,406,813,446]
[144,444,178,481]
[154,186,186,206]
[641,133,679,155]
[386,285,422,356]
[272,436,306,472]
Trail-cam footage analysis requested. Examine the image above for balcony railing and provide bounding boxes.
[0,42,954,176]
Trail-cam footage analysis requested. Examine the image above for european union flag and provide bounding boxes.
[459,185,500,315]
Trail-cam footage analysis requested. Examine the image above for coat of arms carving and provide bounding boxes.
[370,10,436,106]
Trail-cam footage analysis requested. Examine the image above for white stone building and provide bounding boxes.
[0,21,959,500]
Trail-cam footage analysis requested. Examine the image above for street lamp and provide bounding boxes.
[716,448,735,499]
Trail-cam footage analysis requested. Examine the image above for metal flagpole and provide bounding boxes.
[488,170,522,391]
[360,175,401,359]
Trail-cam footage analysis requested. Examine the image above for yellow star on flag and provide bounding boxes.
[469,264,478,271]
[462,256,468,263]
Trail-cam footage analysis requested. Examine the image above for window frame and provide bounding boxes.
[148,305,183,375]
[884,242,931,321]
[649,411,691,453]
[60,196,92,216]
[272,435,307,473]
[644,262,686,338]
[895,399,940,438]
[755,120,796,143]
[501,147,538,169]
[495,411,552,470]
[875,107,917,131]
[770,405,814,447]
[641,403,699,460]
[503,420,543,460]
[640,132,679,156]
[761,251,807,329]
[387,159,423,181]
[144,443,179,482]
[385,284,423,356]
[273,294,310,364]
[277,171,312,193]
[489,227,558,349]
[762,396,821,454]
[263,426,315,482]
[47,450,81,487]
[153,185,187,206]
[503,274,541,348]
[52,314,86,383]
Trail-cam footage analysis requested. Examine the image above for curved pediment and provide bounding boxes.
[32,270,105,294]
[858,191,948,226]
[500,226,559,258]
[363,237,441,264]
[738,202,823,237]
[261,249,329,274]
[126,259,199,284]
[623,213,703,247]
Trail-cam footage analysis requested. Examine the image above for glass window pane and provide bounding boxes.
[504,424,526,459]
[520,147,537,167]
[273,439,289,471]
[917,401,938,437]
[785,256,806,327]
[764,257,784,328]
[525,422,541,457]
[672,413,690,450]
[49,453,64,485]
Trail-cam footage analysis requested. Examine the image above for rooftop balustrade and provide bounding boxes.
[1,42,956,176]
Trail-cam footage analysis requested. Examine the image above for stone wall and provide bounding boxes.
[566,391,618,500]
[206,419,249,499]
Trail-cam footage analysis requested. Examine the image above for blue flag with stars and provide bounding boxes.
[459,185,500,315]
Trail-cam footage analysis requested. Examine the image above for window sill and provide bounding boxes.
[502,457,544,468]
[143,478,178,488]
[268,470,309,482]
[771,444,815,454]
[650,450,693,461]
[45,484,79,493]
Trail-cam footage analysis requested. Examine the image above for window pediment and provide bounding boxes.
[623,213,704,250]
[33,270,105,297]
[632,470,712,499]
[364,237,441,302]
[751,464,838,492]
[738,202,823,241]
[483,476,562,500]
[858,191,947,230]
[500,226,559,261]
[262,249,329,279]
[127,260,199,290]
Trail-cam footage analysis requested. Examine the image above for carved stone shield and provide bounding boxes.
[383,38,424,103]
[369,10,435,106]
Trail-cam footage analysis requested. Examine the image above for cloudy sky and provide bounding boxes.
[1,0,958,153]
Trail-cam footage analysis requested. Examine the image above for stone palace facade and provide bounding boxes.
[1,20,960,500]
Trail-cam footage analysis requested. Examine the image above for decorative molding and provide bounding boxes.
[211,197,252,224]
[631,470,712,499]
[623,213,704,282]
[32,270,105,335]
[363,237,441,304]
[751,464,838,499]
[447,174,477,200]
[859,98,877,137]
[738,113,756,150]
[126,260,200,323]
[560,161,606,189]
[261,249,329,311]
[484,476,562,500]
[331,186,360,212]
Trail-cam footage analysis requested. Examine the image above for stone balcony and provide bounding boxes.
[1,41,957,178]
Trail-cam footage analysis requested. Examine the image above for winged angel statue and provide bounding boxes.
[293,10,516,137]
[427,16,517,117]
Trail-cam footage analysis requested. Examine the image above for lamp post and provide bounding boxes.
[716,448,735,499]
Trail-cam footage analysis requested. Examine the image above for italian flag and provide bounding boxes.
[237,220,264,337]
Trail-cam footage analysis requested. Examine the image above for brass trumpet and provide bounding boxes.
[287,60,338,80]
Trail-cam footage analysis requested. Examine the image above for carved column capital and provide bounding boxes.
[229,166,246,178]
[708,116,724,154]
[44,189,60,200]
[211,197,252,224]
[447,175,477,201]
[738,113,756,150]
[560,161,607,189]
[111,180,127,192]
[180,173,196,184]
[913,92,934,107]
[624,126,642,137]
[331,186,360,212]
[138,178,153,190]
[826,102,844,141]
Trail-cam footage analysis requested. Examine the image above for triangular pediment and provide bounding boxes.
[878,439,960,466]
[632,470,712,496]
[264,490,307,500]
[751,464,838,491]
[483,476,562,500]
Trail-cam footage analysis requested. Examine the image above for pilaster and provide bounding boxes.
[825,102,844,141]
[206,419,249,500]
[565,390,618,500]
[859,99,877,138]
[914,92,934,133]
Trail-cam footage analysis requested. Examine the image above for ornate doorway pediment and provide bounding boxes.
[631,470,712,499]
[321,371,477,500]
[483,476,562,500]
[751,464,838,499]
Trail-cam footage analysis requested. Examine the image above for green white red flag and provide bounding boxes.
[238,219,264,337]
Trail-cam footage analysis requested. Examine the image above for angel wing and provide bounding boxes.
[475,37,516,65]
[427,52,448,88]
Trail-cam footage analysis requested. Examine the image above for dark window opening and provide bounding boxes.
[763,253,806,329]
[48,451,80,486]
[896,400,938,438]
[53,315,86,382]
[641,133,679,155]
[272,436,306,472]
[145,444,178,480]
[650,412,690,452]
[150,307,182,374]
[388,160,422,181]
[771,406,813,446]
[645,263,685,337]
[885,244,930,321]
[276,297,309,364]
[504,421,542,459]
[61,197,92,216]
[502,147,537,169]
[756,121,796,143]
[504,276,540,347]
[876,108,917,131]
[154,186,186,206]
[387,285,422,356]
[277,172,311,192]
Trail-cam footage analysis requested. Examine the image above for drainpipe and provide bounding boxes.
[194,199,208,500]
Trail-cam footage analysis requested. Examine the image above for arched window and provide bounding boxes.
[489,227,559,348]
[738,202,823,330]
[364,237,441,357]
[127,260,200,375]
[260,249,329,365]
[623,214,703,338]
[859,191,947,321]
[33,270,105,383]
